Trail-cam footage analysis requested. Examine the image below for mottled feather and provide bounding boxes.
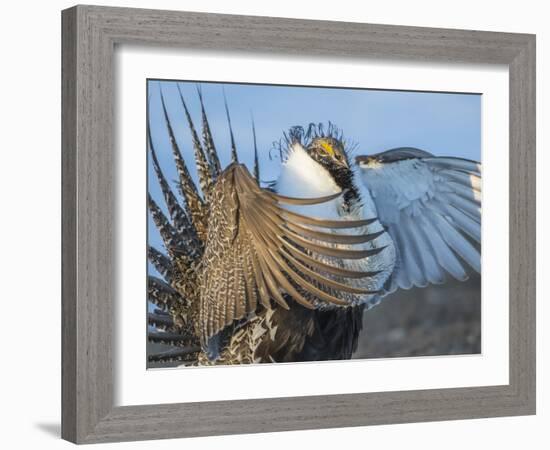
[198,164,383,350]
[176,84,214,198]
[196,85,222,177]
[158,88,208,241]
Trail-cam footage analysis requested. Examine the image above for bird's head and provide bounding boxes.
[307,136,350,170]
[306,136,357,196]
[276,123,358,198]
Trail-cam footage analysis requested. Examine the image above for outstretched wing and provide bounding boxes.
[356,148,481,293]
[199,164,385,348]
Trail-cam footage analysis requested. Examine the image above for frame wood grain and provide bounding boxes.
[61,5,536,444]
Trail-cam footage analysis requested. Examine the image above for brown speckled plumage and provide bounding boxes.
[147,87,378,366]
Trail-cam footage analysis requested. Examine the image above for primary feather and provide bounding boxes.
[356,147,481,294]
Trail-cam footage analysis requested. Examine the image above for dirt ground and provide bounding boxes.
[353,274,481,359]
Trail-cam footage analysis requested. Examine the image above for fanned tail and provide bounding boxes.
[147,82,268,366]
[148,124,202,257]
[148,83,218,366]
[158,86,208,241]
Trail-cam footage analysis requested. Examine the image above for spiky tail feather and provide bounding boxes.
[197,85,222,177]
[147,83,270,366]
[176,84,214,199]
[157,86,208,241]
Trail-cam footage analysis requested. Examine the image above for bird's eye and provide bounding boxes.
[319,141,335,157]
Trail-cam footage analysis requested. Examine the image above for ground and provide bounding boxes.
[354,274,481,359]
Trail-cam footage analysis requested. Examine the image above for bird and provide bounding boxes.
[147,86,481,366]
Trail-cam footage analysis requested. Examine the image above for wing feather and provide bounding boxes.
[406,217,446,285]
[440,169,482,192]
[398,215,429,288]
[442,192,481,221]
[386,227,412,290]
[418,215,468,281]
[431,199,481,243]
[357,150,481,293]
[447,181,482,204]
[429,212,481,272]
[424,156,481,174]
[199,164,385,347]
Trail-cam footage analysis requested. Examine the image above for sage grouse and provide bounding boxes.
[147,86,481,366]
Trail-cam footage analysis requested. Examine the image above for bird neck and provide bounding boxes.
[331,166,359,212]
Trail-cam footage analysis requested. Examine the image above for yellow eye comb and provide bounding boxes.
[319,140,335,156]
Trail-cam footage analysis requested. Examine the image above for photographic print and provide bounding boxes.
[147,80,481,368]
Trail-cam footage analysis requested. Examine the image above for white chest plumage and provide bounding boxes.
[275,144,396,308]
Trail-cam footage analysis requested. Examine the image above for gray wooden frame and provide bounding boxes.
[61,4,536,444]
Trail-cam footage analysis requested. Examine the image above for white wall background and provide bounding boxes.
[0,0,546,448]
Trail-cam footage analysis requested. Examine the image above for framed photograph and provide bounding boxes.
[62,5,536,444]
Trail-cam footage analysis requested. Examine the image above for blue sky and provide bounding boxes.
[147,79,481,282]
